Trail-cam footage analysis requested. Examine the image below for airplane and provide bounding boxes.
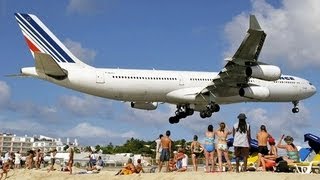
[14,13,316,124]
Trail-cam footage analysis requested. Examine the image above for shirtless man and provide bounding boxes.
[256,125,271,168]
[0,160,10,180]
[158,130,172,172]
[67,146,74,175]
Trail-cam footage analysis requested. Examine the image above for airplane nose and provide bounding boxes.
[310,85,317,96]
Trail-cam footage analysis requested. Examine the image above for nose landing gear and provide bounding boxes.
[292,101,299,113]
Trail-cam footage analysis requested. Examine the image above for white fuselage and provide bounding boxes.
[23,66,316,111]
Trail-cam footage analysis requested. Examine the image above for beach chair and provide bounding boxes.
[294,153,320,174]
[245,152,259,171]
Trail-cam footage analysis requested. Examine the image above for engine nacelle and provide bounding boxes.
[131,102,158,110]
[246,65,281,81]
[239,86,270,99]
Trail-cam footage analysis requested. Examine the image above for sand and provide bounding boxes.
[3,169,320,180]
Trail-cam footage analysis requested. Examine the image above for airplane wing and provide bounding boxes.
[34,52,68,79]
[203,15,267,95]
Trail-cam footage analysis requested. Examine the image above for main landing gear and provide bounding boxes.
[169,105,194,124]
[200,102,220,119]
[292,101,299,113]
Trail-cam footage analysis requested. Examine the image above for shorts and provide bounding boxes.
[234,146,249,157]
[258,146,269,155]
[217,143,228,151]
[204,144,214,153]
[192,153,201,158]
[160,149,170,162]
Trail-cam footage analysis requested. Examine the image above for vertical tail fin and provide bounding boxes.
[14,13,88,66]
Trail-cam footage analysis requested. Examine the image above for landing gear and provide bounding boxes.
[169,105,194,124]
[200,102,220,119]
[292,101,299,113]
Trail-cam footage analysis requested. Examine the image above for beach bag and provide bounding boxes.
[275,160,289,172]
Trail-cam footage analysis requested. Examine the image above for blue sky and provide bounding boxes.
[0,0,319,146]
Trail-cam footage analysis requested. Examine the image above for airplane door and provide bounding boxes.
[179,76,184,86]
[96,71,105,84]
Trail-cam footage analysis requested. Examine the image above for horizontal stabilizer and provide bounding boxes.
[34,52,68,79]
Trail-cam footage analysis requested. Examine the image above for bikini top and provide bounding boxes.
[204,137,214,144]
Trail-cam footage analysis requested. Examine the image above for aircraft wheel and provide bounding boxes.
[200,111,207,118]
[187,109,194,116]
[205,111,212,118]
[169,117,176,124]
[174,117,180,124]
[213,104,220,112]
[292,107,299,113]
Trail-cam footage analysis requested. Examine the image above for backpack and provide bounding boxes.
[275,160,290,172]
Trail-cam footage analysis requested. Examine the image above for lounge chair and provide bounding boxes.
[294,153,320,174]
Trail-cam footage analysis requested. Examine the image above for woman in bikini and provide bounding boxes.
[277,135,300,163]
[215,122,232,172]
[204,124,215,172]
[190,135,203,171]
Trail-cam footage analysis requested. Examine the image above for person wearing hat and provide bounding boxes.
[259,137,278,171]
[277,135,300,163]
[233,113,251,173]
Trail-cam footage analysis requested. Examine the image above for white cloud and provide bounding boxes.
[66,0,106,15]
[224,0,320,69]
[0,118,46,132]
[0,81,10,106]
[64,38,96,63]
[59,95,112,118]
[244,104,311,146]
[65,122,138,139]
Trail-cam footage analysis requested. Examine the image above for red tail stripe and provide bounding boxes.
[24,36,40,52]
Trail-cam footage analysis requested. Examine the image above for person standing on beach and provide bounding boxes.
[14,151,21,169]
[48,148,57,172]
[204,125,215,172]
[215,122,232,172]
[158,130,172,172]
[256,125,272,168]
[35,149,41,169]
[155,134,163,165]
[233,113,251,173]
[67,145,74,175]
[190,135,203,171]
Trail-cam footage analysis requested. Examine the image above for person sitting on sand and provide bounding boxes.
[115,158,136,175]
[259,137,278,171]
[168,158,177,171]
[215,122,232,172]
[190,135,203,171]
[277,135,299,163]
[135,159,145,173]
[176,149,188,172]
[0,160,10,180]
[87,156,104,172]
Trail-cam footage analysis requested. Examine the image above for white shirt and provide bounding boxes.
[181,154,188,167]
[233,122,250,147]
[155,139,162,153]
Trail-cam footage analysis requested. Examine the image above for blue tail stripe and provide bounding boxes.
[17,20,61,62]
[16,14,66,62]
[20,14,75,63]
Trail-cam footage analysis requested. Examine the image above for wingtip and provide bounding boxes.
[249,15,262,30]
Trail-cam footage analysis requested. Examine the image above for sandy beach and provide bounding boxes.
[4,169,319,180]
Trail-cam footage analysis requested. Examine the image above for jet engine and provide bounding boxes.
[239,86,270,99]
[130,102,158,110]
[246,65,281,81]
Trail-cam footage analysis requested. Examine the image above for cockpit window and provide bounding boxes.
[309,82,313,85]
